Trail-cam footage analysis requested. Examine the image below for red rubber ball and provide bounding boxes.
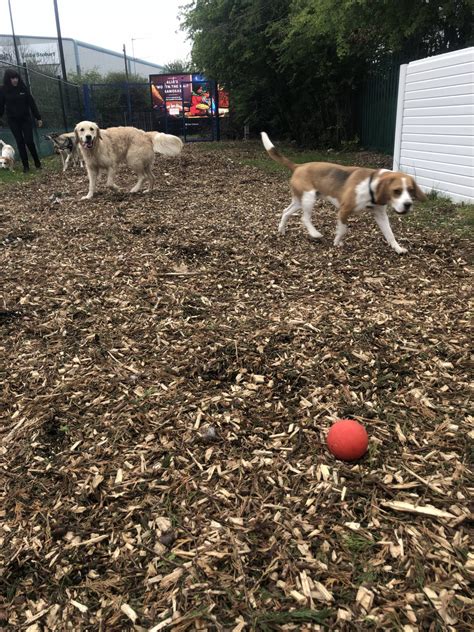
[326,419,368,461]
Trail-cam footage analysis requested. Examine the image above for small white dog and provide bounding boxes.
[0,139,15,171]
[74,121,183,199]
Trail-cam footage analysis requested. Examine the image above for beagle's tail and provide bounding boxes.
[147,131,183,157]
[261,132,296,172]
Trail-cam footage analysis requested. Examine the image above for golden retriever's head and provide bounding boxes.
[376,172,426,214]
[74,121,101,150]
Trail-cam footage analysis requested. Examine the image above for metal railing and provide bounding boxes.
[83,82,154,130]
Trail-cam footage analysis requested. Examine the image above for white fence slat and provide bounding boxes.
[401,142,474,156]
[415,177,474,201]
[403,125,473,135]
[393,47,474,202]
[408,48,474,73]
[405,85,472,100]
[404,104,474,116]
[399,157,473,177]
[405,62,474,83]
[402,133,473,146]
[404,94,474,108]
[405,72,473,91]
[399,165,473,188]
[403,115,473,126]
[401,149,474,165]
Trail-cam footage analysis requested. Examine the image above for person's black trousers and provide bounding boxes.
[8,116,41,170]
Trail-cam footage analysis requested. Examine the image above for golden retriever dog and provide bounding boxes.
[262,132,426,254]
[74,121,183,199]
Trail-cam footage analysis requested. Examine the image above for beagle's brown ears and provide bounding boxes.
[414,181,427,201]
[375,176,392,206]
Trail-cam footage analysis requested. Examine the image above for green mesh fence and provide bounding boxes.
[356,56,401,155]
[87,82,154,130]
[0,60,83,158]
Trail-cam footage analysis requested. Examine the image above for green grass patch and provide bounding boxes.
[343,533,377,555]
[406,190,474,236]
[0,155,59,185]
[252,607,332,627]
[190,140,391,172]
[241,148,383,173]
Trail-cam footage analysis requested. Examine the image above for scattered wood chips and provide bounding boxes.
[1,142,472,630]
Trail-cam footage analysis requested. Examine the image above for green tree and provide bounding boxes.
[182,0,474,145]
[162,59,194,73]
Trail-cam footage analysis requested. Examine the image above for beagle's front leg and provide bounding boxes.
[333,205,351,247]
[372,206,407,254]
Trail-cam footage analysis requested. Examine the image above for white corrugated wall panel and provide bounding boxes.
[407,48,473,70]
[401,143,474,157]
[403,115,472,126]
[401,149,474,166]
[404,104,473,116]
[405,61,473,83]
[404,94,474,108]
[399,157,473,176]
[401,133,472,146]
[393,47,474,202]
[405,72,473,92]
[404,84,472,100]
[403,125,472,135]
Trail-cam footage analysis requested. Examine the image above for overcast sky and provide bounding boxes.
[0,0,192,65]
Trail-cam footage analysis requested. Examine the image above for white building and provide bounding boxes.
[0,34,163,79]
[393,47,474,203]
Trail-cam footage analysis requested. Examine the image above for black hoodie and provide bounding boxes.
[0,84,41,121]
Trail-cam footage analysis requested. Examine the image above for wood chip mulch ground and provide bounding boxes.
[1,142,472,631]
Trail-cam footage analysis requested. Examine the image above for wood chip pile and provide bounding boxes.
[1,142,472,631]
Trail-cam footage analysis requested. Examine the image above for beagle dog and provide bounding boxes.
[0,140,15,171]
[261,132,426,254]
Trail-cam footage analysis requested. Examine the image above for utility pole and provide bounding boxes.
[131,38,137,76]
[123,44,130,81]
[53,0,68,81]
[7,0,21,67]
[122,44,131,125]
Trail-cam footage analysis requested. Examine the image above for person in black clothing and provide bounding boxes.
[0,69,43,173]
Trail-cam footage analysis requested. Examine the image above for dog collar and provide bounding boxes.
[368,172,377,205]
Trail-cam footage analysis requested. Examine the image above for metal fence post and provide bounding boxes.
[214,81,220,141]
[57,75,68,131]
[125,82,132,125]
[82,84,92,120]
[393,64,408,170]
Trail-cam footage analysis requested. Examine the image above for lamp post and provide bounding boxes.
[7,0,21,67]
[53,0,68,82]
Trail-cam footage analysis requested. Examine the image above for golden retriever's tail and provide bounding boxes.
[261,132,296,172]
[147,132,183,157]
